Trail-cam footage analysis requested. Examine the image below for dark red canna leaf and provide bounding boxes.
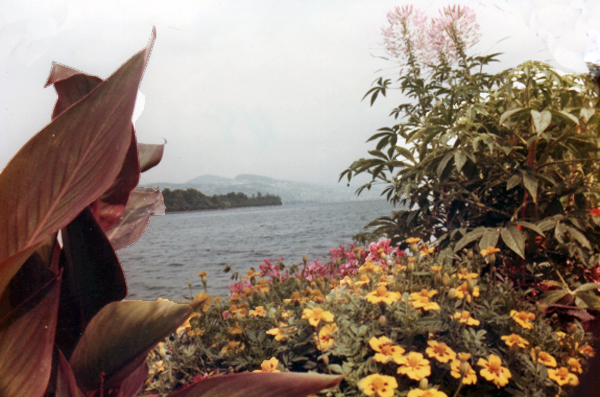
[55,349,86,397]
[106,187,166,251]
[0,273,62,397]
[139,142,165,172]
[113,361,149,397]
[55,207,127,358]
[0,28,156,296]
[166,372,345,397]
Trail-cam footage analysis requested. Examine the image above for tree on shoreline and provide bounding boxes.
[162,188,282,212]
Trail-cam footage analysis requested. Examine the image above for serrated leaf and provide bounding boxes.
[454,152,467,172]
[540,290,568,305]
[507,174,521,190]
[580,107,595,123]
[513,220,545,236]
[574,283,600,293]
[531,109,552,135]
[454,228,486,252]
[522,173,538,203]
[499,107,523,125]
[566,226,592,250]
[576,292,600,310]
[437,153,453,179]
[479,229,500,251]
[501,225,526,259]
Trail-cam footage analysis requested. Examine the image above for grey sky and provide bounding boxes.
[0,0,580,188]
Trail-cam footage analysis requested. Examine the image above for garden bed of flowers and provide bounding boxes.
[141,239,596,397]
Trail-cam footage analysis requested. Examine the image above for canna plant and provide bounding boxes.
[0,29,341,397]
[341,5,600,291]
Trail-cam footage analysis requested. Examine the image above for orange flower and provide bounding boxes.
[450,353,477,385]
[478,354,511,388]
[266,323,296,342]
[284,291,307,304]
[548,367,578,386]
[579,344,595,358]
[426,340,456,363]
[457,268,478,280]
[302,307,334,327]
[366,286,401,305]
[220,341,244,355]
[249,306,266,317]
[406,237,421,244]
[568,358,583,374]
[410,289,440,311]
[501,333,529,349]
[369,336,405,364]
[359,261,382,274]
[359,374,398,397]
[353,274,371,287]
[455,282,479,301]
[407,389,448,397]
[531,348,556,367]
[480,246,500,256]
[452,311,480,326]
[510,310,535,330]
[253,357,280,372]
[315,323,337,351]
[397,352,431,381]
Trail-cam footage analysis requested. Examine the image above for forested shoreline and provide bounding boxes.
[161,188,282,212]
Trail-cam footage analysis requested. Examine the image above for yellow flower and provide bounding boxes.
[548,367,579,386]
[220,341,244,355]
[284,291,307,305]
[266,323,296,342]
[249,306,266,317]
[426,340,456,363]
[359,261,382,274]
[407,389,448,397]
[302,307,334,327]
[148,360,165,376]
[254,357,280,372]
[530,348,556,367]
[452,311,480,326]
[353,274,371,287]
[366,286,402,305]
[450,353,477,385]
[410,291,440,311]
[196,271,208,277]
[255,278,270,293]
[227,322,243,335]
[410,289,438,300]
[242,268,257,279]
[315,323,337,351]
[406,237,421,244]
[397,352,431,381]
[457,268,478,280]
[431,266,442,273]
[420,246,435,256]
[359,374,398,397]
[455,282,479,301]
[510,310,535,330]
[369,336,405,364]
[480,246,500,256]
[579,344,595,358]
[501,333,529,349]
[478,354,511,388]
[568,358,583,374]
[193,292,212,312]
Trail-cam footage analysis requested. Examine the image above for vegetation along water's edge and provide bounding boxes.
[161,187,282,212]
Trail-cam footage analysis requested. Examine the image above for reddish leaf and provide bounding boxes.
[69,299,191,391]
[55,349,86,397]
[114,362,149,397]
[106,187,166,251]
[167,372,344,397]
[55,207,127,358]
[90,130,141,231]
[0,273,61,397]
[0,28,156,296]
[45,63,103,120]
[139,142,165,172]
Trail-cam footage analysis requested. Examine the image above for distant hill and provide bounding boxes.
[145,174,385,204]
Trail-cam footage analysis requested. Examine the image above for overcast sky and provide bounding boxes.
[1,0,591,187]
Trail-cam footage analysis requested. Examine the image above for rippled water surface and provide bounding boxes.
[117,200,396,300]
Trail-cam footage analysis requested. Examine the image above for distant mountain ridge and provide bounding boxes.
[146,174,385,204]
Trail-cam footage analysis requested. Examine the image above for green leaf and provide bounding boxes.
[499,107,523,125]
[522,173,538,203]
[437,153,453,179]
[580,107,595,123]
[454,152,467,172]
[0,29,156,297]
[531,109,552,135]
[368,150,388,160]
[574,283,600,293]
[168,372,344,397]
[69,299,192,391]
[557,110,579,125]
[540,290,568,305]
[479,229,500,251]
[395,146,415,163]
[454,228,486,252]
[500,225,526,259]
[0,274,61,397]
[576,292,600,310]
[513,220,545,236]
[506,174,522,190]
[566,226,592,250]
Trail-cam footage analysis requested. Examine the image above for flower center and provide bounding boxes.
[460,311,470,320]
[372,377,386,391]
[516,312,528,321]
[407,356,421,367]
[489,361,501,373]
[381,345,393,355]
[420,289,429,296]
[434,345,446,355]
[313,308,324,317]
[376,286,388,296]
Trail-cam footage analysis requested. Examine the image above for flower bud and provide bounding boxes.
[569,323,578,334]
[223,264,231,273]
[378,315,387,326]
[447,288,457,299]
[201,275,208,286]
[536,302,548,314]
[509,343,519,354]
[303,255,308,264]
[321,355,329,365]
[381,253,387,260]
[419,378,428,390]
[442,273,450,287]
[467,280,475,294]
[467,250,474,259]
[294,278,302,289]
[459,361,469,377]
[188,281,193,287]
[408,261,415,273]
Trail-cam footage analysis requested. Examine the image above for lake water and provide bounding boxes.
[117,199,397,300]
